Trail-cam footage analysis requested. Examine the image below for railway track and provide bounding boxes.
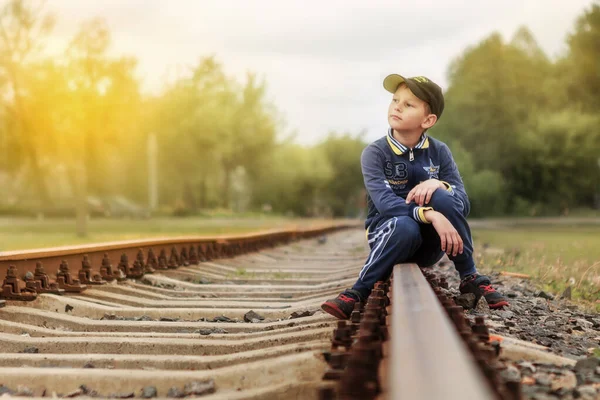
[0,223,521,399]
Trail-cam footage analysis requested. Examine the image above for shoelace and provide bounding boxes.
[479,284,495,295]
[461,275,495,294]
[338,294,355,303]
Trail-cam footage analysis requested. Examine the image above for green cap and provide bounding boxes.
[383,74,445,119]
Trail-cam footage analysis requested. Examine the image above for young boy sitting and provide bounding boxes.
[321,74,509,320]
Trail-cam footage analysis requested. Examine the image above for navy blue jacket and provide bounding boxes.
[362,129,470,229]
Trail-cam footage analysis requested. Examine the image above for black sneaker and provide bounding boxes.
[459,274,509,309]
[321,291,361,320]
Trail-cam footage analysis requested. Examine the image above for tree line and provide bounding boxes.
[434,5,600,216]
[0,0,598,219]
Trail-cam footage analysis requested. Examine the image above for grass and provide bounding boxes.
[0,216,333,252]
[472,225,600,312]
[233,268,257,279]
[271,271,291,279]
[234,268,248,276]
[229,269,291,280]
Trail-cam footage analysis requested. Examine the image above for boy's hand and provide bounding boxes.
[424,210,463,257]
[405,179,446,206]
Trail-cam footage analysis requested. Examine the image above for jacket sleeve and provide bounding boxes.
[361,145,431,223]
[438,144,471,216]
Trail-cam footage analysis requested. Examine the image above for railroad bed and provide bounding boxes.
[0,224,361,399]
[0,224,596,399]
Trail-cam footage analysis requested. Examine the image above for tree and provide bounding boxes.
[154,57,279,211]
[511,111,600,214]
[55,18,142,233]
[318,132,367,217]
[251,142,333,216]
[563,3,600,113]
[154,57,230,209]
[0,0,55,205]
[445,141,507,217]
[435,28,560,214]
[66,18,143,196]
[438,29,551,172]
[218,73,277,208]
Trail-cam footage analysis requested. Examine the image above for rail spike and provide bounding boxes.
[56,260,87,293]
[1,265,37,301]
[179,247,189,267]
[143,248,158,274]
[118,254,144,279]
[146,248,159,271]
[78,255,107,285]
[156,249,169,270]
[25,262,64,295]
[189,245,199,265]
[168,247,180,269]
[100,253,125,282]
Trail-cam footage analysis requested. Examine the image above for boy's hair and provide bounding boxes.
[383,74,444,119]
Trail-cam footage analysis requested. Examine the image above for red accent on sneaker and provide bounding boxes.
[321,302,350,320]
[338,294,355,303]
[488,300,510,309]
[480,284,495,295]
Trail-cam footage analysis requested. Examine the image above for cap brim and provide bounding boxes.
[383,74,430,108]
[383,74,406,93]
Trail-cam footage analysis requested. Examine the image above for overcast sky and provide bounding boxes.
[39,0,594,144]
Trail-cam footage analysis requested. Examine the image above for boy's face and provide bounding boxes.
[388,84,436,133]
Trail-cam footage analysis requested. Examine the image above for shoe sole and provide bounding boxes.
[488,300,510,309]
[321,302,350,320]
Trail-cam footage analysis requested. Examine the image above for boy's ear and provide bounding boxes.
[421,114,437,130]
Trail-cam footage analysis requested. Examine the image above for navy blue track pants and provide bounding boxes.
[351,189,477,300]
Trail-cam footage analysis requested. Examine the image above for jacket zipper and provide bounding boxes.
[409,148,414,162]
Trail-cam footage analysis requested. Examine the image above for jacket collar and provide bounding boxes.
[386,128,429,155]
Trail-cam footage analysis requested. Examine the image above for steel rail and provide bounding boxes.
[0,222,357,301]
[0,222,356,260]
[388,263,496,400]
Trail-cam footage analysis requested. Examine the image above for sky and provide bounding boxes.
[38,0,595,144]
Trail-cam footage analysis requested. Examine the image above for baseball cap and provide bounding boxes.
[383,74,445,119]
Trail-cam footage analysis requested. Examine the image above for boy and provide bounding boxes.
[321,74,509,320]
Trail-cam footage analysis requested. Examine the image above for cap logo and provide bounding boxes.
[413,76,429,83]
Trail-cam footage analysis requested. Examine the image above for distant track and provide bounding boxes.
[0,223,360,398]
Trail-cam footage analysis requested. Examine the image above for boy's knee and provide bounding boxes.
[391,216,421,244]
[428,189,461,216]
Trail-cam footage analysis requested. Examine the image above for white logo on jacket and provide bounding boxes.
[423,158,440,179]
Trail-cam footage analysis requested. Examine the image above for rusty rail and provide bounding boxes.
[0,222,356,303]
[388,264,495,399]
[0,224,372,397]
[320,264,521,400]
